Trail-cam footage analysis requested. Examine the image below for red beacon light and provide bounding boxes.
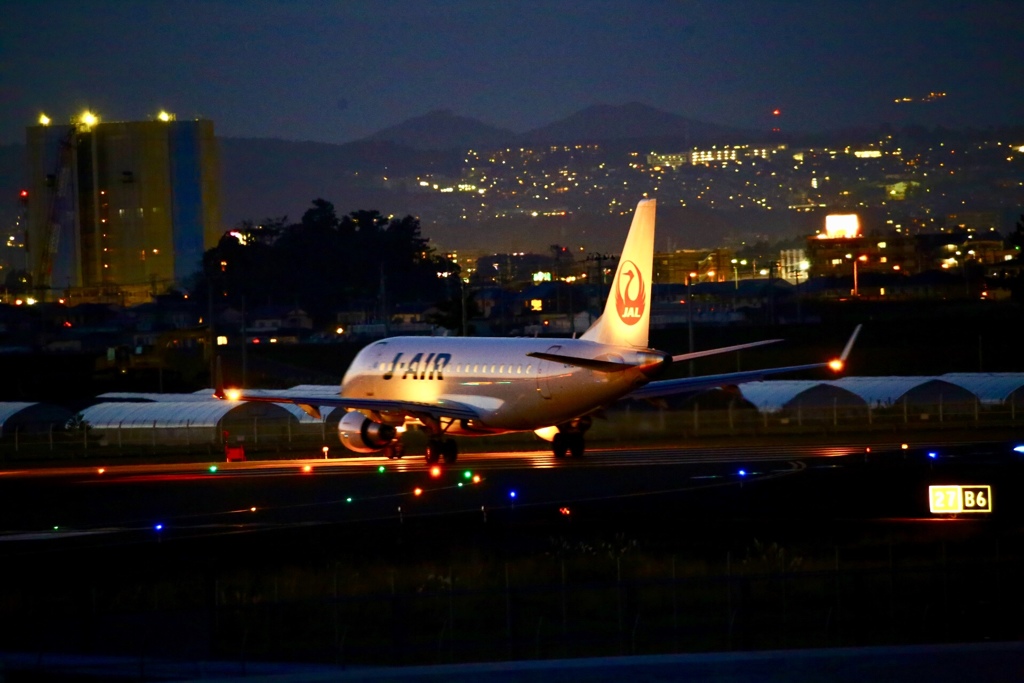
[828,359,844,372]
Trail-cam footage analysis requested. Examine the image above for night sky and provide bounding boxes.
[2,0,1022,146]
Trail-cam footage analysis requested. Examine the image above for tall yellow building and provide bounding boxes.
[25,113,220,302]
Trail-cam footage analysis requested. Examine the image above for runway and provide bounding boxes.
[1,437,1023,674]
[0,440,865,480]
[0,437,1015,547]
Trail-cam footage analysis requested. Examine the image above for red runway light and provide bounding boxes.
[560,507,571,515]
[472,475,481,484]
[414,487,423,496]
[97,468,105,474]
[302,465,313,473]
[430,466,441,478]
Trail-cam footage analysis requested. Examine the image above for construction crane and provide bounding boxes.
[33,126,78,295]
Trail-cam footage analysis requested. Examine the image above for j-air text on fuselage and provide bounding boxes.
[218,198,861,465]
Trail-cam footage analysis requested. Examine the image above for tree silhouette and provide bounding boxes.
[196,200,456,327]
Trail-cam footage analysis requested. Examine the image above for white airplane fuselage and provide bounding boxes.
[341,336,665,434]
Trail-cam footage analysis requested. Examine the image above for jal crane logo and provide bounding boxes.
[614,259,646,326]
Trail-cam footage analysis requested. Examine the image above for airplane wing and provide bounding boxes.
[214,390,480,423]
[629,325,862,401]
[627,362,835,400]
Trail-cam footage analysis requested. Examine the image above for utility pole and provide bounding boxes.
[687,272,696,377]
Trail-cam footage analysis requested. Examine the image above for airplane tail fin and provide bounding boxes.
[581,199,656,348]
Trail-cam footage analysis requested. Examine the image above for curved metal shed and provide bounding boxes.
[97,391,216,402]
[938,373,1024,406]
[0,402,74,436]
[739,381,866,414]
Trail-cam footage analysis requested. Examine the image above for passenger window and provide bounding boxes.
[526,365,532,374]
[499,365,505,374]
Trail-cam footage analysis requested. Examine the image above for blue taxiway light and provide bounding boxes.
[155,524,164,531]
[738,469,747,477]
[927,452,938,459]
[1014,445,1024,454]
[510,491,517,499]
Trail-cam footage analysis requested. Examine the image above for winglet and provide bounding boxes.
[828,324,862,372]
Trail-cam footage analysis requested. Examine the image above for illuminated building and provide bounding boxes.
[25,112,220,302]
[654,249,734,284]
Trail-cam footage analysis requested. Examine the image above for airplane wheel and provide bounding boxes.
[569,433,585,458]
[553,433,568,459]
[442,439,458,464]
[425,441,441,464]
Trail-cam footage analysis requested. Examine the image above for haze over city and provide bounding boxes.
[3,0,1023,146]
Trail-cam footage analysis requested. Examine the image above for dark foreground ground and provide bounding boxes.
[2,436,1024,680]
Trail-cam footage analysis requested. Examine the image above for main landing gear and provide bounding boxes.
[552,431,585,459]
[425,438,458,465]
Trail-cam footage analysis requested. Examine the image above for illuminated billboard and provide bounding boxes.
[819,214,861,239]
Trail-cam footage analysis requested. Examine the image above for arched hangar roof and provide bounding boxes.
[0,402,74,435]
[0,402,38,427]
[937,373,1024,405]
[81,401,240,428]
[739,381,866,414]
[98,392,215,402]
[84,397,333,428]
[80,400,313,429]
[830,377,976,407]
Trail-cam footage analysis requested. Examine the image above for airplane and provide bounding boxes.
[217,199,860,464]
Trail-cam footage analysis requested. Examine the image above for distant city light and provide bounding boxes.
[38,113,51,126]
[79,110,98,128]
[157,110,175,122]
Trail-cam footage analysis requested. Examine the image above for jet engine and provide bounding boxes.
[338,411,397,453]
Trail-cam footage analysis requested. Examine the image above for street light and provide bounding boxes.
[846,253,868,296]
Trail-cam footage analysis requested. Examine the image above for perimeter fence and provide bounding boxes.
[2,398,1023,461]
